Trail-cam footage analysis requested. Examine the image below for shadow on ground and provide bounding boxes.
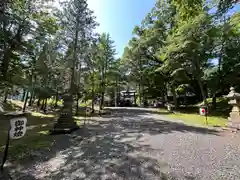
[7,108,220,180]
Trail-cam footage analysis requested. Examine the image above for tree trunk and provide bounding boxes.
[91,90,95,113]
[75,94,79,116]
[91,97,95,113]
[91,75,95,113]
[28,89,35,106]
[115,81,118,107]
[184,91,188,108]
[43,98,47,113]
[1,49,11,82]
[142,86,145,107]
[2,18,23,82]
[4,89,8,103]
[37,98,41,107]
[55,90,58,108]
[193,54,207,105]
[100,91,104,110]
[133,92,136,106]
[139,84,143,107]
[22,91,29,112]
[32,95,36,106]
[28,74,36,106]
[164,85,168,105]
[41,98,45,110]
[114,90,117,107]
[21,89,26,102]
[197,78,207,106]
[212,94,216,110]
[217,14,226,95]
[171,85,178,109]
[161,87,167,106]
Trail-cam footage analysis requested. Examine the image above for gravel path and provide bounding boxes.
[6,107,240,180]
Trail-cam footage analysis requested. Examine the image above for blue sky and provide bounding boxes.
[87,0,156,57]
[87,0,239,58]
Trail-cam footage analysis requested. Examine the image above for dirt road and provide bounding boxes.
[7,107,240,180]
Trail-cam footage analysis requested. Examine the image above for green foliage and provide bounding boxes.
[0,0,239,115]
[121,0,239,108]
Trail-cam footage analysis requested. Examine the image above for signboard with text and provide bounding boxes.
[9,117,27,139]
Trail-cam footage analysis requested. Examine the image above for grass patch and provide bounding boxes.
[46,98,63,107]
[74,117,85,126]
[31,111,55,118]
[158,108,169,113]
[158,107,227,127]
[0,109,92,161]
[0,112,56,161]
[168,112,227,127]
[79,99,92,107]
[1,100,23,112]
[158,97,230,127]
[196,97,230,118]
[197,97,228,107]
[6,134,54,161]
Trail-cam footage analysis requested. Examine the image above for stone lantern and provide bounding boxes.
[225,87,240,130]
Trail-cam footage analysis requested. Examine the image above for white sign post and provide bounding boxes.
[167,105,171,112]
[9,117,27,139]
[199,106,208,125]
[1,113,27,172]
[199,107,206,116]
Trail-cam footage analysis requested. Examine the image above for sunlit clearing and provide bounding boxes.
[31,112,55,118]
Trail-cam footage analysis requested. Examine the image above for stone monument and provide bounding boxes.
[225,87,240,130]
[51,93,79,134]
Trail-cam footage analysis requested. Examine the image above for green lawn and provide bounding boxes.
[0,110,87,161]
[157,97,230,127]
[168,112,227,127]
[0,100,103,161]
[158,108,227,127]
[0,112,56,161]
[46,98,63,106]
[196,97,228,107]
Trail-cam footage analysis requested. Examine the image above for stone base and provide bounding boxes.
[50,127,79,135]
[227,118,240,132]
[227,124,240,130]
[50,122,79,135]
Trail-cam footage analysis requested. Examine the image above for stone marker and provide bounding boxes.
[225,87,240,130]
[51,93,79,134]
